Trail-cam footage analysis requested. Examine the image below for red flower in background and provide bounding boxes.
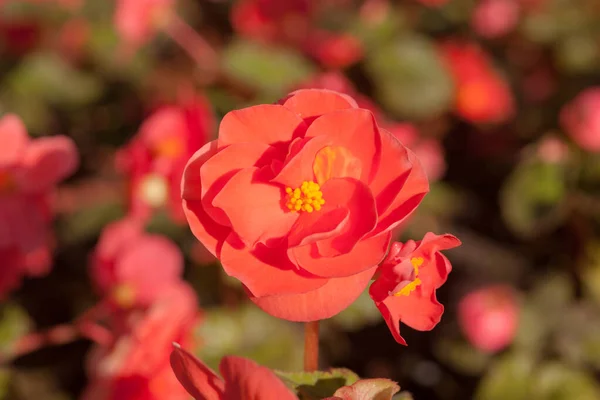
[114,0,174,50]
[0,114,78,298]
[117,94,214,223]
[369,233,461,344]
[181,89,429,322]
[560,87,600,153]
[440,41,515,124]
[90,218,184,309]
[83,283,200,400]
[458,285,519,353]
[170,345,297,400]
[231,0,363,68]
[471,0,520,39]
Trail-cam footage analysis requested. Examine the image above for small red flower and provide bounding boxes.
[114,0,174,49]
[560,87,600,153]
[0,114,78,297]
[118,94,214,223]
[90,218,184,309]
[471,0,520,39]
[440,41,515,124]
[170,345,297,400]
[83,283,199,400]
[458,285,519,353]
[369,233,461,344]
[181,89,429,322]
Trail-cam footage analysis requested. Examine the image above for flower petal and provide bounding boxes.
[218,104,307,148]
[220,356,297,400]
[271,135,331,188]
[212,167,298,247]
[0,114,29,167]
[182,141,230,257]
[280,89,358,123]
[304,108,381,184]
[170,345,225,400]
[17,136,79,191]
[220,233,327,297]
[249,266,377,321]
[413,233,461,289]
[291,232,391,278]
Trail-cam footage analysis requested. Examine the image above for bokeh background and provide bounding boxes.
[1,0,600,399]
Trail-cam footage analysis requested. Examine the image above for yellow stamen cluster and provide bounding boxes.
[394,257,425,297]
[285,181,325,213]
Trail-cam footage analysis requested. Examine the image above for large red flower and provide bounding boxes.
[181,89,429,321]
[369,232,461,344]
[118,94,214,223]
[170,345,297,400]
[0,114,78,298]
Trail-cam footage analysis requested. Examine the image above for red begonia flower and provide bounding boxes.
[0,114,78,298]
[440,41,514,124]
[560,87,600,153]
[90,218,184,309]
[369,232,461,344]
[170,345,297,400]
[83,283,199,400]
[118,95,214,223]
[182,89,429,321]
[114,0,174,50]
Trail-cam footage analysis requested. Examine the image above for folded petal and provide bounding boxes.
[0,114,29,167]
[249,266,377,321]
[182,141,230,256]
[314,178,378,257]
[170,345,225,400]
[368,149,429,237]
[412,233,461,289]
[220,233,327,297]
[304,108,381,184]
[218,104,307,148]
[212,167,298,246]
[220,356,297,400]
[271,135,331,188]
[17,136,79,191]
[280,89,358,123]
[291,232,391,278]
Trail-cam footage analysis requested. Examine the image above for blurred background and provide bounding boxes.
[1,0,600,399]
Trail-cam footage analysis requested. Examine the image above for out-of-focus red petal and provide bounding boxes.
[369,149,429,237]
[304,108,381,184]
[315,178,377,257]
[218,104,307,148]
[220,356,297,400]
[170,345,224,400]
[0,114,29,167]
[249,266,376,321]
[292,232,391,278]
[220,233,327,298]
[212,167,298,247]
[280,89,358,122]
[182,141,230,257]
[17,136,79,192]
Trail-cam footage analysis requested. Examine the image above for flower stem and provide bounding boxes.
[304,321,319,371]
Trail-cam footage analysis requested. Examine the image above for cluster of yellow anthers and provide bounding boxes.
[394,257,424,297]
[285,181,326,213]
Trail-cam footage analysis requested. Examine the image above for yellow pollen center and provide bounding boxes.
[153,137,184,158]
[394,257,424,297]
[112,284,136,308]
[285,180,325,213]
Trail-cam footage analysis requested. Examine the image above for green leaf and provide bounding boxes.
[475,353,535,400]
[365,34,453,119]
[333,378,400,400]
[57,200,125,245]
[0,304,31,360]
[222,40,316,97]
[276,368,360,399]
[532,362,600,400]
[330,289,381,331]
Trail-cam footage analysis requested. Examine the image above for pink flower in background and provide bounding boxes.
[471,0,520,39]
[369,233,461,344]
[83,283,200,400]
[440,41,515,124]
[0,114,78,297]
[458,285,519,353]
[560,87,600,153]
[114,0,175,49]
[117,94,214,223]
[90,218,184,309]
[388,124,446,181]
[170,345,297,400]
[231,0,363,68]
